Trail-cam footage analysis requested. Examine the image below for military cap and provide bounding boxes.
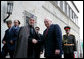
[64,26,71,30]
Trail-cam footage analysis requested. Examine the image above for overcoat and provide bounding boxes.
[14,25,30,58]
[43,24,62,57]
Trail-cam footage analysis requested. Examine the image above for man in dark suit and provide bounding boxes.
[11,20,20,55]
[43,17,62,58]
[35,26,44,58]
[12,20,20,38]
[14,16,42,58]
[62,26,77,58]
[1,20,15,58]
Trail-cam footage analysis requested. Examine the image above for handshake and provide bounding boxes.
[32,39,38,44]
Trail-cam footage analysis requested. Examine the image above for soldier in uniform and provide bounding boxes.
[62,26,77,58]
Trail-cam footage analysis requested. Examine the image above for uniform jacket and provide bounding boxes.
[62,34,77,54]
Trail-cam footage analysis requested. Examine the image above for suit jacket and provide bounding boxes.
[11,26,20,41]
[2,26,19,51]
[62,34,77,54]
[38,33,44,52]
[43,24,62,57]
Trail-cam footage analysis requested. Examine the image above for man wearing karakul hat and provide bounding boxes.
[14,15,42,58]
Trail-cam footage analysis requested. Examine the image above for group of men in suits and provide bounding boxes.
[1,17,77,58]
[1,20,20,58]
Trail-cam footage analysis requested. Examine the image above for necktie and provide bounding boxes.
[45,29,48,36]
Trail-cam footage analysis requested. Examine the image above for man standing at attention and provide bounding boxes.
[62,26,77,58]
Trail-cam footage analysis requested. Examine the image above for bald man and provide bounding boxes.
[43,17,62,58]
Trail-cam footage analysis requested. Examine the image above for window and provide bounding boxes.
[63,1,65,12]
[75,16,78,24]
[72,11,74,19]
[65,1,67,15]
[55,1,58,5]
[76,17,78,24]
[68,6,70,18]
[70,8,72,19]
[58,1,60,7]
[53,1,78,25]
[73,12,75,22]
[74,14,76,23]
[67,4,69,17]
[60,1,63,10]
[75,16,77,24]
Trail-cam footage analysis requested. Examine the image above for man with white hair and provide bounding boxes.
[43,17,62,58]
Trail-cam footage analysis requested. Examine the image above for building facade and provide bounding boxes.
[1,1,81,58]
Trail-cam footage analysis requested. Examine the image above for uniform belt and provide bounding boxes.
[64,44,74,46]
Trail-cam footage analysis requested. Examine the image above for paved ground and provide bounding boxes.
[6,53,64,58]
[6,52,45,58]
[5,50,65,58]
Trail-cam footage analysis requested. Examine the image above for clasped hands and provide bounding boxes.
[32,39,38,44]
